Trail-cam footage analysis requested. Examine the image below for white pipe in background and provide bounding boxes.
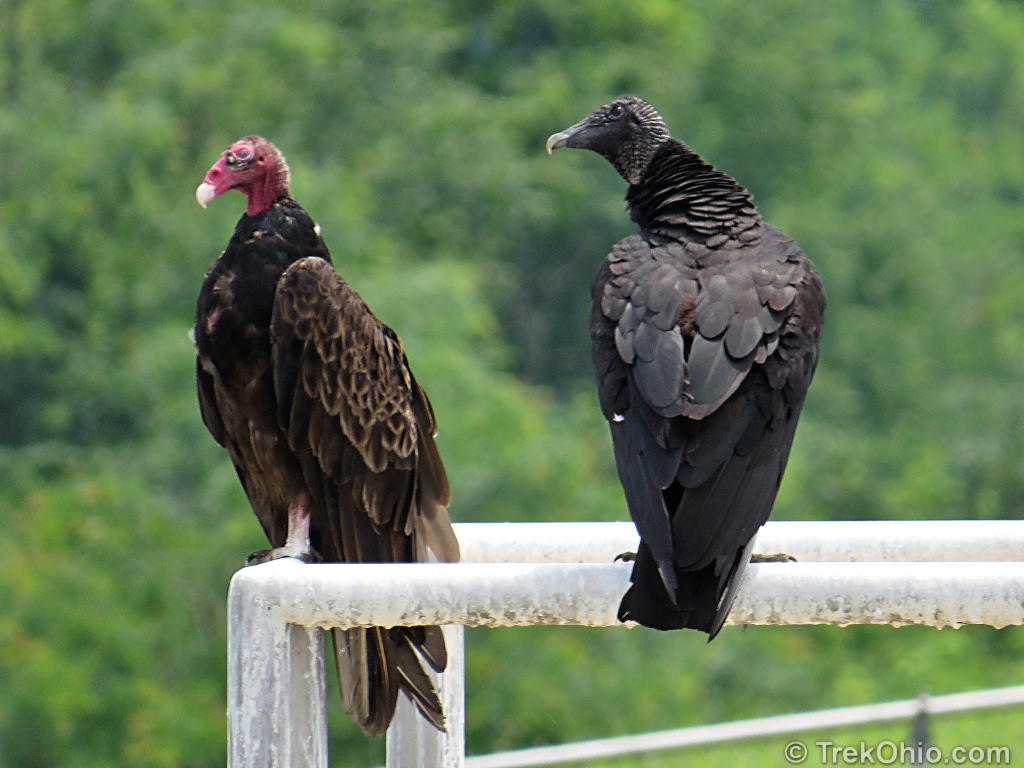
[453,520,1024,564]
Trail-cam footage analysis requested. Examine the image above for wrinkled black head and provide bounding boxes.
[546,95,671,185]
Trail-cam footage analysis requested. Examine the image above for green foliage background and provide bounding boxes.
[2,0,1023,765]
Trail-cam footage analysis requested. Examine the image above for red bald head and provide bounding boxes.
[196,136,290,216]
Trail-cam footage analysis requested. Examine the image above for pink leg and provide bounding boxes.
[283,493,312,555]
[247,493,319,564]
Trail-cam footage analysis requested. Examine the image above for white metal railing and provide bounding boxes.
[226,520,1024,768]
[455,520,1024,563]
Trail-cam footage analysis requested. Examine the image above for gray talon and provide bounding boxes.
[751,552,797,563]
[246,546,321,565]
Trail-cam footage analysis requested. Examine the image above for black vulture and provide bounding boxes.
[193,136,459,734]
[547,97,825,635]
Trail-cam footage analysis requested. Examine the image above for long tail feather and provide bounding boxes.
[333,625,447,737]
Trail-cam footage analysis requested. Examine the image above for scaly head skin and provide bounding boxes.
[195,136,291,216]
[546,95,671,185]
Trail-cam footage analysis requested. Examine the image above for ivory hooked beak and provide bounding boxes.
[195,182,217,208]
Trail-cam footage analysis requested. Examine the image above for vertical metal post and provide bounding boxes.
[228,566,329,768]
[910,694,930,768]
[386,625,466,768]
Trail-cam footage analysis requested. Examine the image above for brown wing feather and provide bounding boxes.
[271,256,458,560]
[273,258,416,473]
[270,256,459,735]
[196,359,226,446]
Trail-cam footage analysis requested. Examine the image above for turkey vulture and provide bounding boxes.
[193,136,459,735]
[547,97,824,635]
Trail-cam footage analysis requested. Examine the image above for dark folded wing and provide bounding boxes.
[594,227,823,613]
[196,358,226,446]
[270,256,458,562]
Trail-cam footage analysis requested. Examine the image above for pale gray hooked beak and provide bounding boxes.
[195,182,217,208]
[545,131,572,155]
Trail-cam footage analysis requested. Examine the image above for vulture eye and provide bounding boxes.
[225,146,254,168]
[609,103,625,118]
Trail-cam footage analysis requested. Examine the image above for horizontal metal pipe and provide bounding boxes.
[463,685,1024,768]
[231,559,1024,630]
[452,521,1024,563]
[756,520,1024,563]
